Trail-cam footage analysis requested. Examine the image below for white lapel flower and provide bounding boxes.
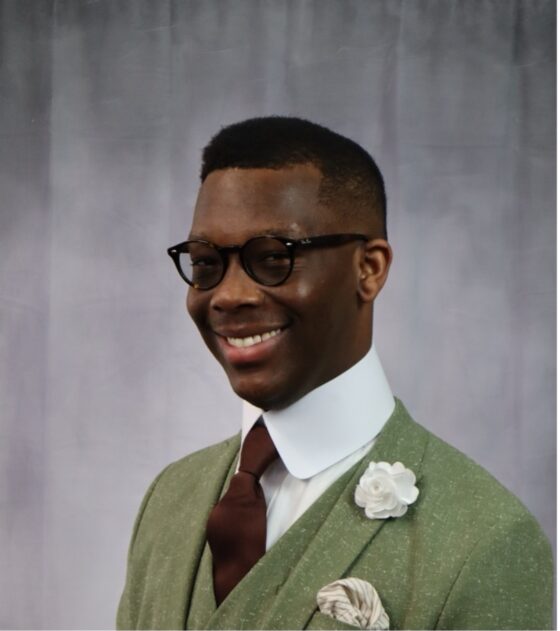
[355,461,419,519]
[317,577,389,630]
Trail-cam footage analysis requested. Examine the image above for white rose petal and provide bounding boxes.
[393,472,419,503]
[354,461,419,520]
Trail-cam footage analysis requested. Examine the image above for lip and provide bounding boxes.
[214,327,287,366]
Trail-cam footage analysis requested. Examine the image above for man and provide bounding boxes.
[117,117,552,630]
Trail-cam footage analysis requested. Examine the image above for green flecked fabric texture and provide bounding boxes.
[117,400,553,630]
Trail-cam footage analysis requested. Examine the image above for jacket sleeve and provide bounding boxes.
[435,511,553,630]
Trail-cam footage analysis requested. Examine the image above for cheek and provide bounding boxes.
[186,289,205,326]
[292,260,356,308]
[281,278,352,335]
[186,290,194,316]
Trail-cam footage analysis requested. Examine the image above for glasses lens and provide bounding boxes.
[244,237,292,286]
[181,242,223,289]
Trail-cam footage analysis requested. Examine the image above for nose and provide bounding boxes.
[209,255,264,311]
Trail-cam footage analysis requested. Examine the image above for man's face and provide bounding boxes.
[186,164,372,410]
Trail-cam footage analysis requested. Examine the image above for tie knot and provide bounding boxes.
[239,423,278,479]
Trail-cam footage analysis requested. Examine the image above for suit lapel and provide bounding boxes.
[185,542,217,628]
[262,399,429,630]
[146,436,240,630]
[184,443,240,629]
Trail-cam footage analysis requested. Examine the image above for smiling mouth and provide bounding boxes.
[225,328,283,348]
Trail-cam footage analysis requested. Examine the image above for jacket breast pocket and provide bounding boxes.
[306,610,362,630]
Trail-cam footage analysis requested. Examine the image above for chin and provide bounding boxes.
[227,373,289,411]
[231,382,277,410]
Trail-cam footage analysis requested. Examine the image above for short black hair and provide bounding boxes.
[200,116,387,238]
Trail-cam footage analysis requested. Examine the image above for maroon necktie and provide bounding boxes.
[206,423,279,605]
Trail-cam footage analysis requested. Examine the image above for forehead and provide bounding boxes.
[190,165,338,241]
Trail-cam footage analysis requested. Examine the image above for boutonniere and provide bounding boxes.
[355,461,419,519]
[317,577,389,630]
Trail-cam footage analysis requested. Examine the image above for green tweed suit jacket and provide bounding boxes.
[117,400,553,630]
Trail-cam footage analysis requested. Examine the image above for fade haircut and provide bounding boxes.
[200,116,387,239]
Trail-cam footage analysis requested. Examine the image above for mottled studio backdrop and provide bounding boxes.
[0,1,555,628]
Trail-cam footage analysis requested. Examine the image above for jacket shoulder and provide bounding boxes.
[395,402,551,561]
[137,433,241,516]
[159,433,241,483]
[416,418,539,526]
[385,401,534,520]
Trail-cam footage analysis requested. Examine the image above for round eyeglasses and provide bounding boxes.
[167,234,368,290]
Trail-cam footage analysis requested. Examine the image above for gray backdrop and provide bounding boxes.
[0,1,555,629]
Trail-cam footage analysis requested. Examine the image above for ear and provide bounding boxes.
[356,239,392,303]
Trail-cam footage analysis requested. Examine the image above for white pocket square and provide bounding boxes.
[316,578,390,630]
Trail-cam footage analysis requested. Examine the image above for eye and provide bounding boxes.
[257,251,291,267]
[191,256,220,267]
[262,251,290,261]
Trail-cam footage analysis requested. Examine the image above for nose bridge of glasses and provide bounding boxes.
[217,241,272,282]
[215,243,260,288]
[216,243,246,275]
[208,247,266,310]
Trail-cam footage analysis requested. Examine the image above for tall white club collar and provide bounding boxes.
[241,344,395,480]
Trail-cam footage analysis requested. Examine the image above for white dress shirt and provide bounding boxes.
[241,343,395,549]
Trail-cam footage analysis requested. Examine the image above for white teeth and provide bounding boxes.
[227,329,282,348]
